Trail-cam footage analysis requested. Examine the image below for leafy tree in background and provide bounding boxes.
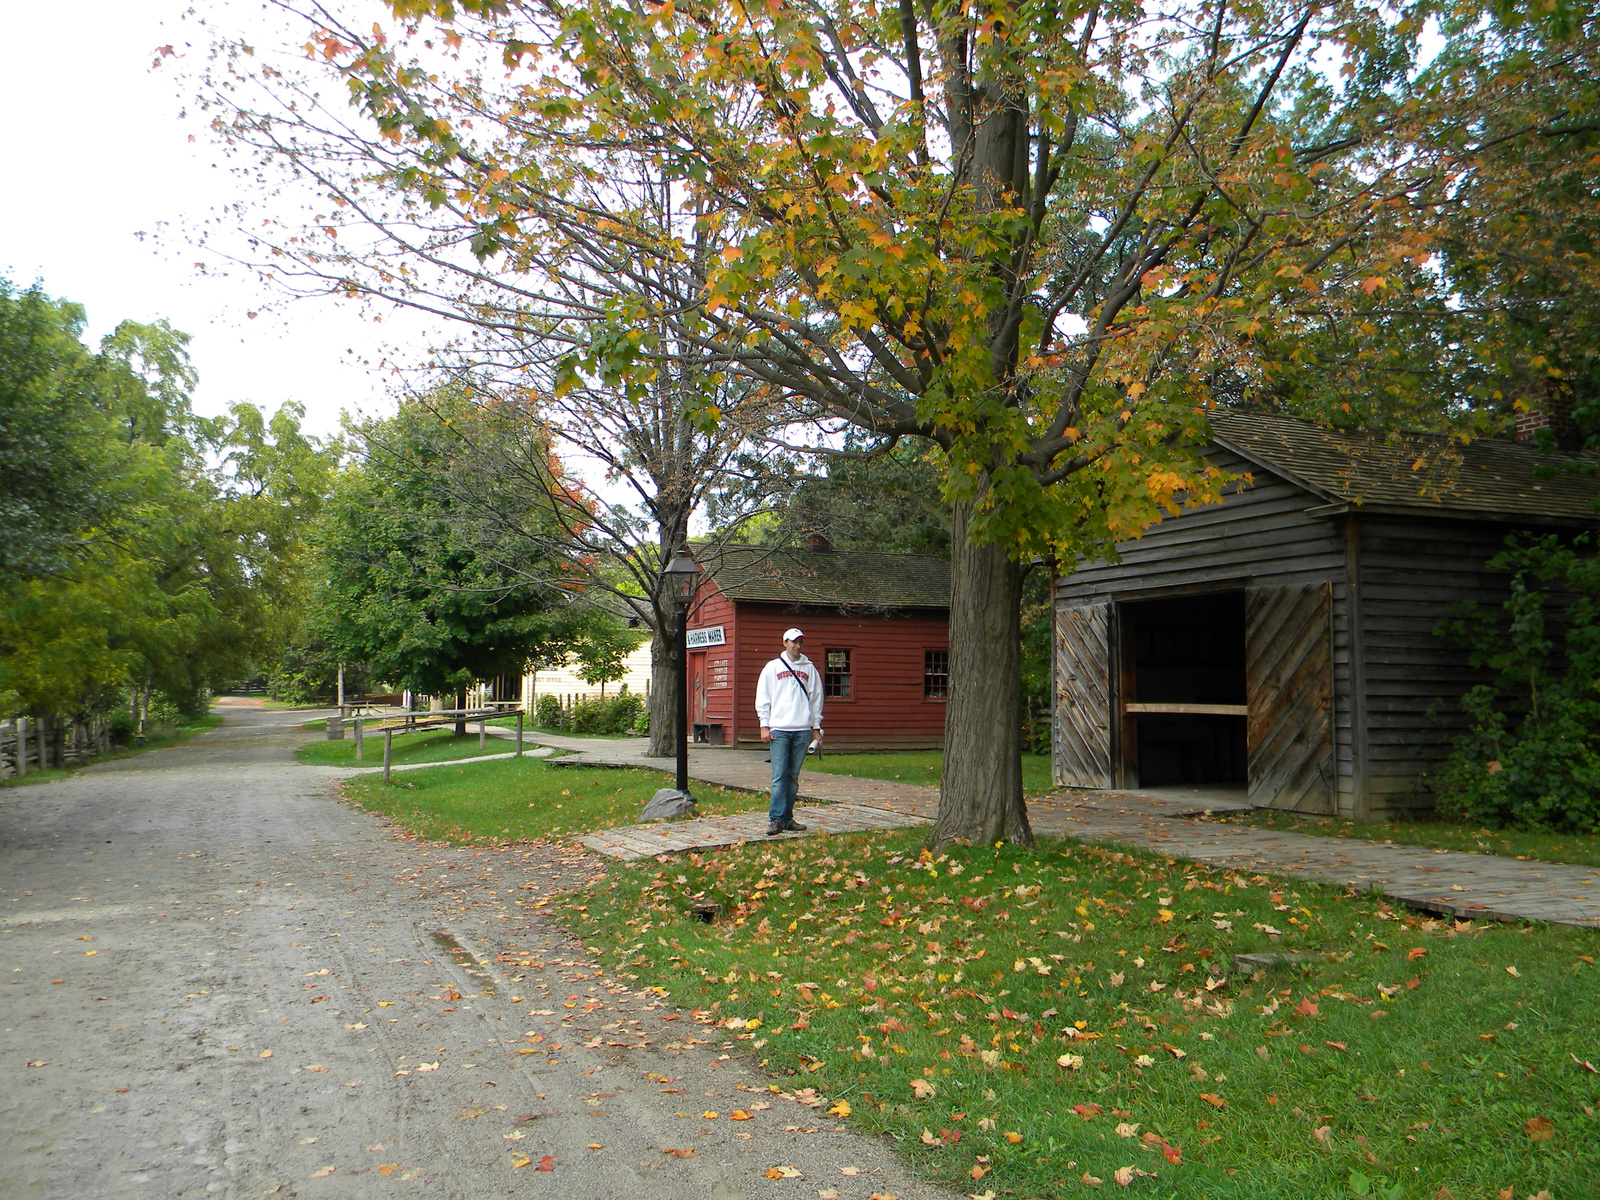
[311,392,601,732]
[0,281,117,582]
[0,277,337,728]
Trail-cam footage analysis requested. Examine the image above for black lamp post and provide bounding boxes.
[662,547,701,794]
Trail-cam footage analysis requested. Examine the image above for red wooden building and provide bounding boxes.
[683,542,951,750]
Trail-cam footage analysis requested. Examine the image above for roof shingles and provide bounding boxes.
[1211,410,1600,523]
[692,544,950,610]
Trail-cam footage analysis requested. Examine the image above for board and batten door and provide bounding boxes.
[1054,602,1113,788]
[1245,582,1334,812]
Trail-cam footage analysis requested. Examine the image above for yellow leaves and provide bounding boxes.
[1056,1053,1084,1071]
[909,1078,936,1099]
[765,1165,802,1179]
[828,1099,852,1117]
[702,1110,719,1119]
[1114,1122,1140,1138]
[510,1155,532,1169]
[1003,1131,1023,1144]
[308,1165,335,1178]
[1157,908,1175,923]
[258,1049,273,1059]
[730,1110,753,1121]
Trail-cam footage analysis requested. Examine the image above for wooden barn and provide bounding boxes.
[684,541,951,750]
[1053,410,1599,819]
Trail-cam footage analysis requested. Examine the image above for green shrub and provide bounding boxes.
[534,694,562,729]
[565,692,644,735]
[1434,533,1600,832]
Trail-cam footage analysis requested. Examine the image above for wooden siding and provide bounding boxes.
[1246,583,1334,812]
[1353,517,1518,810]
[1054,603,1114,787]
[686,586,949,750]
[1055,450,1357,810]
[687,585,739,739]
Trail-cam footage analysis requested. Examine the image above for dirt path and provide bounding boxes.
[0,706,955,1200]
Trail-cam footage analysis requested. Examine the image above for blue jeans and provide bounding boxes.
[768,729,810,824]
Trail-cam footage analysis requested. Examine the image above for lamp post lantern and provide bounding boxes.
[662,547,702,794]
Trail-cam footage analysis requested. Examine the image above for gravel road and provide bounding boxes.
[1,705,957,1200]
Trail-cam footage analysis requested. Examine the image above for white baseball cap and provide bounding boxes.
[783,628,806,641]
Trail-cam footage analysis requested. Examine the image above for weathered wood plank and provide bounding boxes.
[1054,603,1113,788]
[1247,583,1334,813]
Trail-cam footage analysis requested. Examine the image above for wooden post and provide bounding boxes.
[516,711,524,757]
[479,711,486,750]
[383,728,393,782]
[16,717,26,776]
[354,717,364,761]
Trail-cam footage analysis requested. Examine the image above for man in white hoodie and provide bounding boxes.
[755,628,824,836]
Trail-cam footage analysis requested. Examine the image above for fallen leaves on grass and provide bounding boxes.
[1523,1116,1555,1142]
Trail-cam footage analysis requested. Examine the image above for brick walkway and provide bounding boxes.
[528,732,1600,928]
[361,729,1600,930]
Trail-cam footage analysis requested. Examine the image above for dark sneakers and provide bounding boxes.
[767,819,808,836]
[767,821,783,836]
[783,819,807,832]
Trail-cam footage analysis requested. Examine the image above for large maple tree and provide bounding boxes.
[198,0,1593,843]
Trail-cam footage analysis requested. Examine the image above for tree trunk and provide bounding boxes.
[931,498,1032,847]
[454,689,467,737]
[647,626,677,758]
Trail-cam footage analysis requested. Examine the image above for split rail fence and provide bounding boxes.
[2,715,115,780]
[324,704,527,782]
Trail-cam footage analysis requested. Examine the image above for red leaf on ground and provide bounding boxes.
[535,1155,555,1171]
[1294,998,1319,1017]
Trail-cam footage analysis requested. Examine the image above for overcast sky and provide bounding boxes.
[0,0,427,439]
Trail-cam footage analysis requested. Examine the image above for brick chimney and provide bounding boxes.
[1514,383,1580,450]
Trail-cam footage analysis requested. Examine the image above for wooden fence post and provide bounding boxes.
[354,717,364,761]
[16,717,27,777]
[516,711,524,757]
[383,728,392,782]
[479,711,486,750]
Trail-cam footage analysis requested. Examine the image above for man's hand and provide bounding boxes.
[760,726,771,742]
[812,728,823,743]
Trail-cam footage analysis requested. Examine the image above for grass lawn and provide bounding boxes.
[296,726,523,768]
[808,749,1055,797]
[1200,808,1600,871]
[568,831,1600,1200]
[338,756,762,842]
[1,714,224,789]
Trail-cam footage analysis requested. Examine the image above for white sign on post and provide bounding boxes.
[685,625,726,649]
